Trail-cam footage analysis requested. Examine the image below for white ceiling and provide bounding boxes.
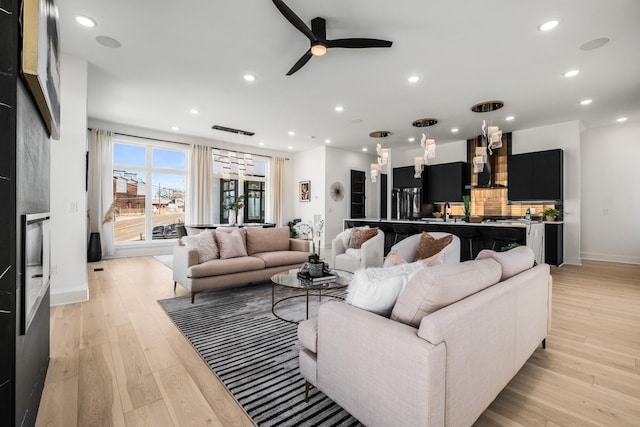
[58,0,640,153]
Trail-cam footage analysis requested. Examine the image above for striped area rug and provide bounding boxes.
[158,282,362,427]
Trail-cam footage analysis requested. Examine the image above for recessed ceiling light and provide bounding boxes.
[451,128,459,133]
[325,139,331,144]
[75,16,96,27]
[538,20,559,31]
[96,36,121,48]
[362,148,368,152]
[505,116,515,121]
[288,131,295,136]
[259,142,265,146]
[616,117,628,123]
[171,126,180,131]
[288,146,293,150]
[244,74,256,82]
[580,99,592,105]
[408,137,415,142]
[335,106,344,112]
[563,69,580,77]
[408,75,420,83]
[189,108,200,114]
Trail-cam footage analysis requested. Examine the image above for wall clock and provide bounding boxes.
[329,181,345,202]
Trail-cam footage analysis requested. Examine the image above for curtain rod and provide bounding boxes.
[88,128,289,160]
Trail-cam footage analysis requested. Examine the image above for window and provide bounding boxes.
[213,152,269,224]
[113,142,187,242]
[245,181,265,223]
[219,179,238,222]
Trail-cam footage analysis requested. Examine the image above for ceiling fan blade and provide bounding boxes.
[311,17,326,41]
[286,49,313,75]
[272,0,316,42]
[327,38,393,49]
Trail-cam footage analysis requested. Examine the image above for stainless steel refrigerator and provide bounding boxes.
[392,187,422,220]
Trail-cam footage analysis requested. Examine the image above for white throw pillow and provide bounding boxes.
[181,231,218,263]
[346,262,426,317]
[345,248,362,259]
[476,246,534,281]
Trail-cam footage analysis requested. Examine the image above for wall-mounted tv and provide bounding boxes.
[21,213,51,334]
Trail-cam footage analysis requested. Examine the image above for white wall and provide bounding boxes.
[512,121,582,265]
[581,120,640,264]
[324,147,377,245]
[50,55,89,305]
[292,146,326,248]
[394,139,467,166]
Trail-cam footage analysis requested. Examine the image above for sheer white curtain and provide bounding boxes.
[186,144,213,224]
[88,129,114,256]
[270,157,285,226]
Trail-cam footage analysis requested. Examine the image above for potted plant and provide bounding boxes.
[224,195,245,225]
[542,207,561,222]
[462,195,471,221]
[308,253,324,277]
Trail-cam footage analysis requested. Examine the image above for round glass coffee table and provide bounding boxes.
[270,268,353,324]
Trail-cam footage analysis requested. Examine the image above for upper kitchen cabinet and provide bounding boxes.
[393,165,422,188]
[508,149,563,201]
[424,162,469,203]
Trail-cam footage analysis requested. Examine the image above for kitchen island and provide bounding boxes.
[343,218,562,266]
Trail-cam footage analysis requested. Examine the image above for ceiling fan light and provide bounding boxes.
[311,43,327,56]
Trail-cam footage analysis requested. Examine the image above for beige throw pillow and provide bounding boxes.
[390,258,502,328]
[181,230,218,263]
[216,229,248,259]
[413,232,453,261]
[349,227,379,249]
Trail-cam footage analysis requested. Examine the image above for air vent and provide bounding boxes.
[212,125,255,136]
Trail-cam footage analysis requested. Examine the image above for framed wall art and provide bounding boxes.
[299,181,310,202]
[21,0,61,140]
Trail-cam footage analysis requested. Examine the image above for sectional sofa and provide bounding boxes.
[297,246,551,426]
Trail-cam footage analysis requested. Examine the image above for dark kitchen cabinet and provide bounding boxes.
[393,166,421,188]
[545,222,563,266]
[424,162,469,203]
[508,149,563,201]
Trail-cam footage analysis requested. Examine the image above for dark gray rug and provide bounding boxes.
[158,282,361,427]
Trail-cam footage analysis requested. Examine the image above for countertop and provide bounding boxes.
[345,218,563,227]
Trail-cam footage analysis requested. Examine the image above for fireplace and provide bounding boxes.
[21,213,51,334]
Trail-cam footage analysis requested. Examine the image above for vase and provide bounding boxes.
[308,262,324,277]
[237,210,243,225]
[546,215,555,222]
[88,232,102,262]
[228,210,236,225]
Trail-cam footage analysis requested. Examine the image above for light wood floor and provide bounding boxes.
[35,258,640,426]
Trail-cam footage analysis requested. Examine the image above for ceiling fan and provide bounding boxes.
[272,0,393,75]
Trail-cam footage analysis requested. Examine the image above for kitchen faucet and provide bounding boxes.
[444,202,450,222]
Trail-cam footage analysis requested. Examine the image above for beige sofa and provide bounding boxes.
[297,247,551,426]
[173,226,311,302]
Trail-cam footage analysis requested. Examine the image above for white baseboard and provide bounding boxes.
[50,286,89,306]
[581,252,640,265]
[562,257,582,266]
